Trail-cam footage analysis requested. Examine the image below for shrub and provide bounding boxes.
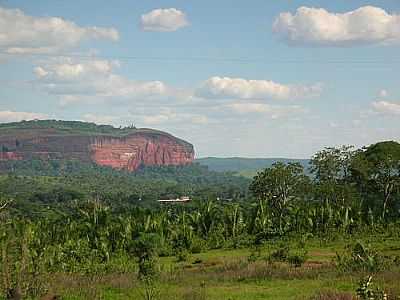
[206,230,225,249]
[335,241,386,273]
[356,276,387,300]
[288,251,308,268]
[176,248,190,262]
[131,233,161,280]
[247,251,258,263]
[266,243,308,267]
[190,237,206,254]
[269,244,290,262]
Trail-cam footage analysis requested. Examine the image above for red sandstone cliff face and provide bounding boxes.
[0,130,194,171]
[0,152,22,160]
[90,134,194,171]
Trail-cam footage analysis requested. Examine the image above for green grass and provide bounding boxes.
[38,233,400,300]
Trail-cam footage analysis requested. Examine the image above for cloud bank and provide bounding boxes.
[273,6,400,46]
[0,6,119,54]
[195,76,321,100]
[34,58,172,105]
[372,101,400,116]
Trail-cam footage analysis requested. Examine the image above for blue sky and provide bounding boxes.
[0,0,399,158]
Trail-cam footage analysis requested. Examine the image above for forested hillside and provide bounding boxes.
[0,119,195,171]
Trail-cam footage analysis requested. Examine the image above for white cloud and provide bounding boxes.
[371,100,400,115]
[227,102,305,119]
[195,76,321,100]
[273,6,400,46]
[0,110,48,123]
[33,58,173,105]
[140,8,189,32]
[0,6,119,54]
[378,89,389,98]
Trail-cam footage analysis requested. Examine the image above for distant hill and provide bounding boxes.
[0,119,194,172]
[195,157,310,176]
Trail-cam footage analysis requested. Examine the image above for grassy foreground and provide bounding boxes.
[38,234,400,300]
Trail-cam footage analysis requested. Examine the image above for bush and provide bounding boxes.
[247,251,258,263]
[190,237,206,254]
[336,241,386,273]
[356,276,387,300]
[268,244,290,262]
[132,233,161,280]
[288,251,307,268]
[176,248,190,262]
[206,230,225,249]
[266,243,308,267]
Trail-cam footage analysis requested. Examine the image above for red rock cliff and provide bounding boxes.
[90,134,194,171]
[0,126,195,171]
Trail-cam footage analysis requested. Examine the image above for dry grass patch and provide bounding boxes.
[308,290,354,300]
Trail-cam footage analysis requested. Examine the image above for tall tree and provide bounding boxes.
[250,162,309,234]
[351,141,400,220]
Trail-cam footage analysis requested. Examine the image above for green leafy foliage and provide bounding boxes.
[335,241,386,273]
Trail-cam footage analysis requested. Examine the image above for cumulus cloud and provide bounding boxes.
[227,102,305,119]
[33,58,173,105]
[0,110,48,123]
[371,100,400,115]
[195,76,321,100]
[0,6,119,54]
[140,8,189,32]
[273,6,400,46]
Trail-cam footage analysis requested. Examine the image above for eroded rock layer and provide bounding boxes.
[0,127,194,171]
[90,134,194,171]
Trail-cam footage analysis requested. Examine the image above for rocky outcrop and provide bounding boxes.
[0,124,194,171]
[90,134,194,171]
[0,152,22,160]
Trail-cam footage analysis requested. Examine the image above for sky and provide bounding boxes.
[0,0,399,158]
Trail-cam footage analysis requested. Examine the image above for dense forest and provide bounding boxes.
[0,140,399,299]
[0,162,249,218]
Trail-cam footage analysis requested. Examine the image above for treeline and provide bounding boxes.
[250,141,400,233]
[0,119,138,136]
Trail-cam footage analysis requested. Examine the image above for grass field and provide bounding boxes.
[39,233,400,300]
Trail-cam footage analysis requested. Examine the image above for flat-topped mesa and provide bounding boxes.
[0,120,195,171]
[90,133,194,171]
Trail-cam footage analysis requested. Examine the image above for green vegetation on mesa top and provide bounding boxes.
[0,119,190,143]
[195,157,310,173]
